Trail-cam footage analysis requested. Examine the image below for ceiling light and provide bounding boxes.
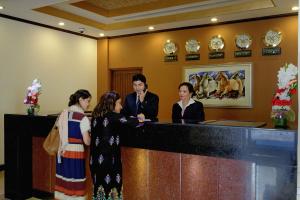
[148,26,154,30]
[99,33,105,37]
[0,6,4,10]
[58,22,65,26]
[211,17,218,22]
[166,39,170,43]
[292,6,299,11]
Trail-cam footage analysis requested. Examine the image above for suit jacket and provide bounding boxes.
[172,101,205,123]
[122,91,159,121]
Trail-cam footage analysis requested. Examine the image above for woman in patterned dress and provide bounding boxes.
[55,89,91,200]
[90,91,138,200]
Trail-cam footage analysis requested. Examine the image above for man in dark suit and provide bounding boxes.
[122,73,159,121]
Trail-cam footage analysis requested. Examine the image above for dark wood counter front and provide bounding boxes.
[4,114,297,200]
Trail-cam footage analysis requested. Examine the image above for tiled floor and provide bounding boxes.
[0,171,41,200]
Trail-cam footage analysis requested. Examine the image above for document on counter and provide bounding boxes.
[202,120,266,127]
[199,120,217,124]
[129,116,151,122]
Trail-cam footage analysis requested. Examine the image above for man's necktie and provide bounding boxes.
[136,99,142,115]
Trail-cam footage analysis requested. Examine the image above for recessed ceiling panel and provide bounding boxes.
[0,0,297,37]
[72,0,209,17]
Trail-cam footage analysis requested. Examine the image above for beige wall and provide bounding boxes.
[98,15,298,126]
[0,18,97,165]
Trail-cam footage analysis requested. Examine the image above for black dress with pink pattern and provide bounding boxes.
[90,112,137,200]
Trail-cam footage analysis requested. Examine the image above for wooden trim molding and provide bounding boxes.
[0,13,98,40]
[35,0,274,31]
[110,67,143,71]
[107,13,298,39]
[0,11,297,39]
[34,6,106,30]
[106,0,274,30]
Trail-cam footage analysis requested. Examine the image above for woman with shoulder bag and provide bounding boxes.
[55,89,91,200]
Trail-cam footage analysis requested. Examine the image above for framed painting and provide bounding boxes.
[183,63,252,108]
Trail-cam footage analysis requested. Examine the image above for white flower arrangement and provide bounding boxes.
[277,63,297,91]
[24,79,42,115]
[271,63,297,122]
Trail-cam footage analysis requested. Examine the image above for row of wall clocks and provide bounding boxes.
[163,29,282,60]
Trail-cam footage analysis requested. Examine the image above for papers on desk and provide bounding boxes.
[201,120,266,127]
[129,116,151,122]
[199,120,217,124]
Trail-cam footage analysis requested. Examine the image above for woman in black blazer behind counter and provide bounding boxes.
[172,82,205,123]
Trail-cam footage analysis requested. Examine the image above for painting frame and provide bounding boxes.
[183,63,252,108]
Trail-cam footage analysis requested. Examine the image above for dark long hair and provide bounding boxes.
[68,89,91,106]
[92,91,120,118]
[178,82,196,97]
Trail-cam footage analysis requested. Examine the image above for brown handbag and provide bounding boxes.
[43,118,60,156]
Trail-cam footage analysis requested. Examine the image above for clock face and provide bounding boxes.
[264,30,282,47]
[235,34,252,49]
[185,39,200,53]
[163,41,177,55]
[209,35,224,51]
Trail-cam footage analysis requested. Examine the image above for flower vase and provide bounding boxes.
[27,106,35,115]
[273,114,288,128]
[271,110,290,129]
[27,105,39,116]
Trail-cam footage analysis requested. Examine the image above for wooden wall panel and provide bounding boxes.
[50,155,56,192]
[32,138,93,197]
[32,136,52,192]
[97,39,110,98]
[111,68,142,104]
[33,145,256,199]
[121,147,149,200]
[148,150,181,200]
[121,148,255,200]
[218,158,255,200]
[99,16,298,126]
[85,148,93,199]
[181,154,218,200]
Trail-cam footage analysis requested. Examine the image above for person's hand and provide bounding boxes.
[137,90,147,102]
[137,113,145,122]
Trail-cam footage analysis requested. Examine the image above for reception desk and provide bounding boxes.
[4,114,297,199]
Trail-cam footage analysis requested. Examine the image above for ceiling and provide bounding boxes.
[0,0,298,38]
